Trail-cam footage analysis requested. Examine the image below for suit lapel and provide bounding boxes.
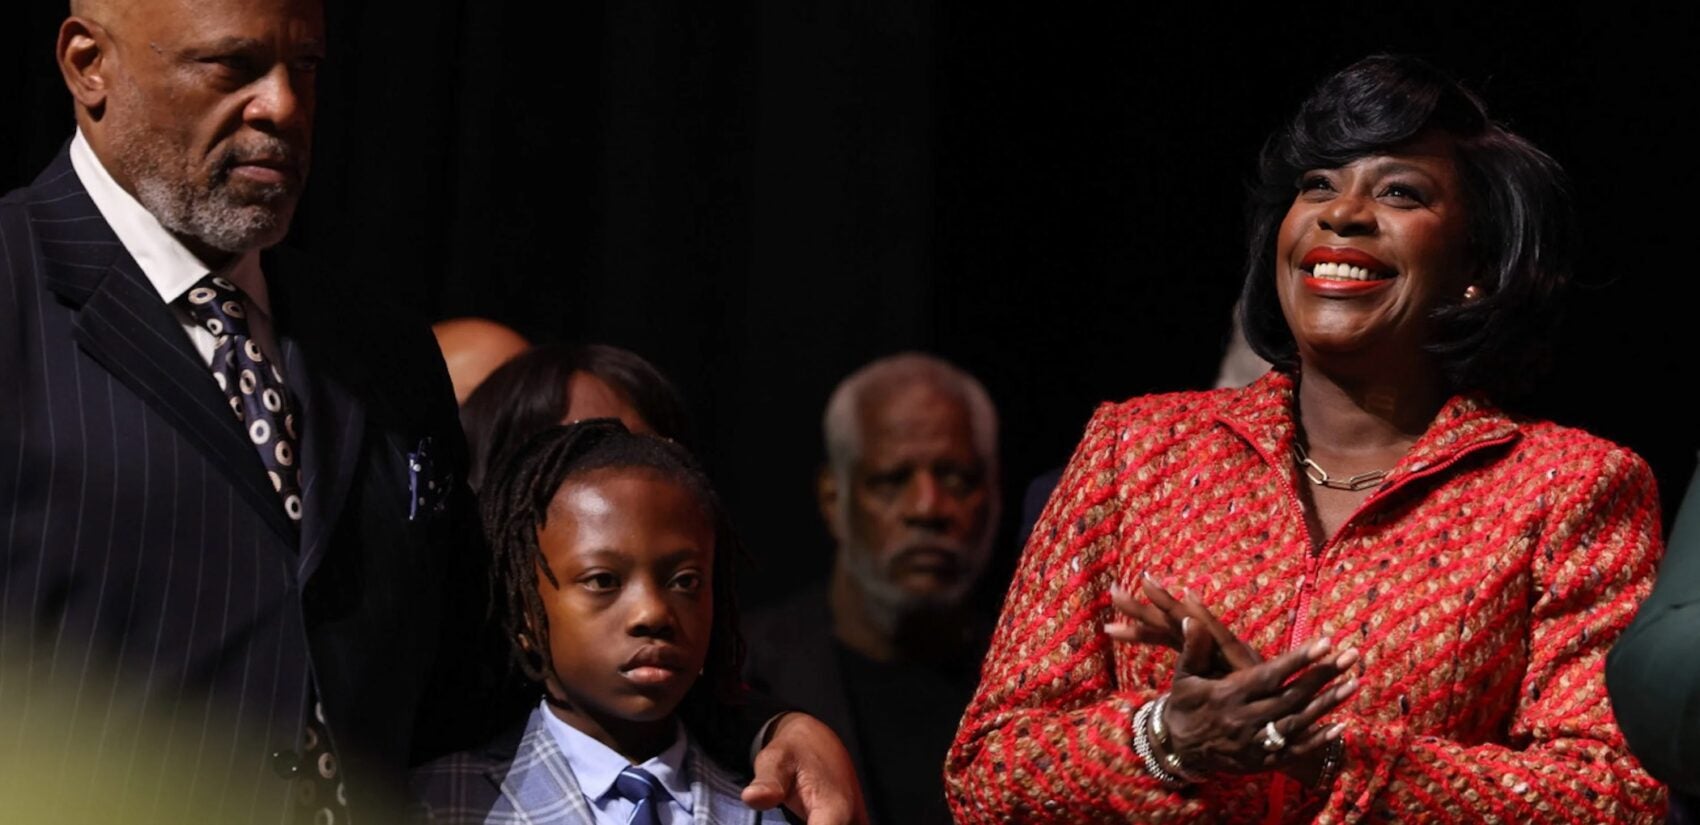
[490,709,590,825]
[32,154,299,547]
[267,249,366,583]
[688,744,742,825]
[277,333,365,583]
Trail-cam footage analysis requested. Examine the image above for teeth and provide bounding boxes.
[1311,261,1383,281]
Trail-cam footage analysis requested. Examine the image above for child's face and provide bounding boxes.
[534,468,715,735]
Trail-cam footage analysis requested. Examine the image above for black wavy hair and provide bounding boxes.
[461,343,693,490]
[1239,54,1577,399]
[479,419,745,733]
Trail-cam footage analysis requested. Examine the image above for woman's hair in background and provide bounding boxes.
[1238,54,1577,399]
[479,419,746,730]
[461,343,693,490]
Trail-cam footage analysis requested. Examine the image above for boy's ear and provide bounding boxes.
[513,624,554,685]
[515,621,541,654]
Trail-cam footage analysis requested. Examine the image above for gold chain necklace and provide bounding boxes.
[1293,440,1389,492]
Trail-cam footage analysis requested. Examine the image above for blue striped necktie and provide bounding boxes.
[614,766,667,825]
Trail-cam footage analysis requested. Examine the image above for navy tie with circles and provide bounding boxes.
[615,767,667,825]
[179,274,304,525]
[180,275,348,824]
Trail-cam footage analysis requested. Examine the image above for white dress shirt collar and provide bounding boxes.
[539,701,696,817]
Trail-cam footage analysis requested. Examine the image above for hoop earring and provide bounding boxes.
[1462,284,1482,301]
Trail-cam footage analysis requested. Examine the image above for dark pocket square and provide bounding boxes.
[407,437,453,522]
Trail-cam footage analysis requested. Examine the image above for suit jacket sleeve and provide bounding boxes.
[1609,459,1700,794]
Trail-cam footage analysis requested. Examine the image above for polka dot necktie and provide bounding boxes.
[293,700,348,825]
[178,274,303,524]
[614,767,667,825]
[180,276,348,823]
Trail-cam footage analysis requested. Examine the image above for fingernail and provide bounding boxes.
[1335,648,1361,669]
[1327,723,1347,740]
[1144,571,1165,587]
[1103,622,1127,634]
[1309,637,1333,658]
[1181,617,1192,635]
[1336,678,1358,699]
[1183,588,1199,602]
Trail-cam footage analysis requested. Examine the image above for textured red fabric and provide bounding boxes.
[945,371,1666,824]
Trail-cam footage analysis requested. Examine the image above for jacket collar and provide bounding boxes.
[489,709,580,825]
[31,145,301,547]
[488,705,750,825]
[1215,370,1523,493]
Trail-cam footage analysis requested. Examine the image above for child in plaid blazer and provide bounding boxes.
[412,421,788,825]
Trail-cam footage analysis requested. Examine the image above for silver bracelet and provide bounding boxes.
[1313,736,1345,791]
[1149,693,1202,783]
[1133,699,1188,788]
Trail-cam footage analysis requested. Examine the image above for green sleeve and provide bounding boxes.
[1609,460,1700,794]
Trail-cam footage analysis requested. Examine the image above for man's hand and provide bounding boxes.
[740,712,868,825]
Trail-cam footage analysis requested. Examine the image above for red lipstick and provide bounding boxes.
[1303,277,1393,296]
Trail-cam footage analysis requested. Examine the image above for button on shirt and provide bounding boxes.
[539,702,696,825]
[68,130,279,367]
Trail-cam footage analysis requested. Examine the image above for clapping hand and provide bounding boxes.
[1105,574,1358,783]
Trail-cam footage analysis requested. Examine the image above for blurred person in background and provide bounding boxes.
[744,352,1000,825]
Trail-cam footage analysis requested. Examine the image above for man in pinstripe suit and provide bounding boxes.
[0,0,492,820]
[0,0,865,822]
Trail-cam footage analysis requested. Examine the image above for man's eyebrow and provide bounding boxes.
[186,36,265,55]
[182,36,327,56]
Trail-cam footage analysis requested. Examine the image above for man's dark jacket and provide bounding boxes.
[0,148,490,821]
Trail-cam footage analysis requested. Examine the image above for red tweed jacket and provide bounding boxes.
[945,371,1665,824]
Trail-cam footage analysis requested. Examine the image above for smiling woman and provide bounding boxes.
[1276,131,1474,364]
[944,55,1666,824]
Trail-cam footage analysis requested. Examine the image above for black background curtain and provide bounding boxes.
[6,1,1695,607]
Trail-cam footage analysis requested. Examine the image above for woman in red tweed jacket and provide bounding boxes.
[945,55,1666,824]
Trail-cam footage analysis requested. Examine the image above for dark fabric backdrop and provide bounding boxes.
[5,1,1695,608]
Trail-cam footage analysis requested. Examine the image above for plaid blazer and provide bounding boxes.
[411,707,788,824]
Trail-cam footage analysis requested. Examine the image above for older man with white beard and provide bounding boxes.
[743,352,1002,825]
[0,1,865,822]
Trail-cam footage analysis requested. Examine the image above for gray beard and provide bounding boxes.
[111,126,299,254]
[839,534,986,637]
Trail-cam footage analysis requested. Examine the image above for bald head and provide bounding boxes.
[432,318,532,404]
[68,0,113,19]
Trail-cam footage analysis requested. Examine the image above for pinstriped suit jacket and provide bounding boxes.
[0,147,487,823]
[410,707,788,825]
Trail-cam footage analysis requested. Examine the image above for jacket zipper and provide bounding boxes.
[1259,432,1516,824]
[1280,432,1517,653]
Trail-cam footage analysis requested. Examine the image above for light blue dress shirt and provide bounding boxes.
[539,703,696,825]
